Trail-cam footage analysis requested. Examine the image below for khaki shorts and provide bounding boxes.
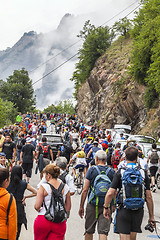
[85,203,111,235]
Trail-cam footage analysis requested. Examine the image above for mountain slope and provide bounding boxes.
[0,14,85,108]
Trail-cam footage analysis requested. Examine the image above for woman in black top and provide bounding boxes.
[7,166,37,239]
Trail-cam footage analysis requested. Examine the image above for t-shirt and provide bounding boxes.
[118,158,148,171]
[38,143,51,159]
[86,165,115,195]
[111,163,150,191]
[148,150,160,167]
[71,132,79,141]
[2,141,16,159]
[22,144,35,163]
[38,181,69,215]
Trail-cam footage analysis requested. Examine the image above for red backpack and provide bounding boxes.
[114,149,121,165]
[41,144,49,158]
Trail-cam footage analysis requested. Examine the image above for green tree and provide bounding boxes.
[0,68,36,113]
[43,100,75,115]
[113,17,133,38]
[43,104,56,113]
[71,21,114,98]
[0,98,18,127]
[130,0,160,108]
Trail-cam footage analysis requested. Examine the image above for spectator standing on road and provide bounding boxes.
[20,137,35,183]
[2,134,16,170]
[147,143,160,192]
[79,150,115,240]
[56,156,75,196]
[87,141,101,166]
[36,136,53,179]
[104,147,155,240]
[34,164,71,240]
[111,142,123,171]
[16,112,22,123]
[7,166,37,240]
[16,133,26,165]
[0,168,17,240]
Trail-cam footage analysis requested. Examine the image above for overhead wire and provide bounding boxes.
[32,0,142,86]
[32,53,78,86]
[30,0,140,75]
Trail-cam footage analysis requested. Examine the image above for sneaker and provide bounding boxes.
[152,187,156,192]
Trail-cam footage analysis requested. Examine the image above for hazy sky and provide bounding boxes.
[0,0,140,50]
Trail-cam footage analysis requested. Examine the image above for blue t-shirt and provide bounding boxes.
[86,165,115,195]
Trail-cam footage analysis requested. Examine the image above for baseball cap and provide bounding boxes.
[0,152,6,157]
[26,137,31,143]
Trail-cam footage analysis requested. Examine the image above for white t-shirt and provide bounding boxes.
[148,150,160,167]
[71,132,79,141]
[38,181,69,215]
[118,158,148,171]
[72,153,86,167]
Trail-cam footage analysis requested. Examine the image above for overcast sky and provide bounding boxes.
[0,0,140,51]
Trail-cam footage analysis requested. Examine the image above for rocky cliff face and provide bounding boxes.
[77,38,148,132]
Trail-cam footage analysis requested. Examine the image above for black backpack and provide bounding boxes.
[64,132,70,142]
[63,142,73,153]
[59,170,68,184]
[16,138,23,149]
[44,183,67,223]
[107,147,113,160]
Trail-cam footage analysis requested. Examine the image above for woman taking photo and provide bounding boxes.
[0,168,17,240]
[7,166,37,240]
[34,164,71,240]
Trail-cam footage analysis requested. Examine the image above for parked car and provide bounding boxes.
[127,135,156,144]
[114,124,131,134]
[38,133,63,160]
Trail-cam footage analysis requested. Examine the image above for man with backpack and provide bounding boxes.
[111,142,123,171]
[106,142,114,167]
[87,141,101,166]
[147,143,160,192]
[16,133,26,164]
[79,150,115,240]
[36,136,53,179]
[103,147,155,240]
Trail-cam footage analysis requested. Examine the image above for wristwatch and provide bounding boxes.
[103,205,109,210]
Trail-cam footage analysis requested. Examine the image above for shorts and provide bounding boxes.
[114,207,144,234]
[74,164,85,172]
[85,203,111,235]
[22,162,33,177]
[149,166,158,177]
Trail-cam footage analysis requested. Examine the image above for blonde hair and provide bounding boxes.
[44,164,60,178]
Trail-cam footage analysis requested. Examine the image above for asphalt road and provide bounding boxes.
[20,123,160,239]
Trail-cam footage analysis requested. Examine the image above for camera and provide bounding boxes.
[145,223,154,233]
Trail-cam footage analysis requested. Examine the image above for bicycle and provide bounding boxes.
[74,165,85,195]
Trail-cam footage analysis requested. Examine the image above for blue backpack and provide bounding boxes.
[118,167,145,210]
[88,166,112,218]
